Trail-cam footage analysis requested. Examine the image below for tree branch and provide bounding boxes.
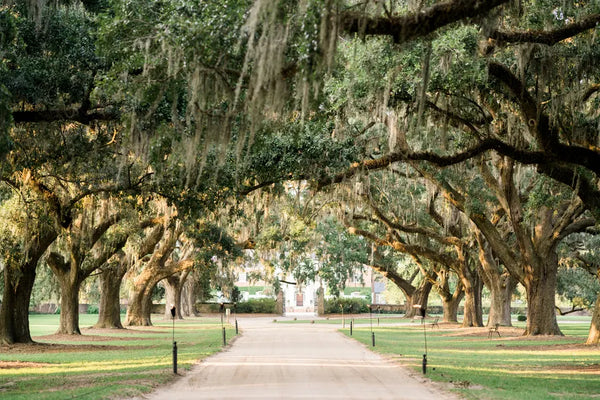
[316,137,548,189]
[490,14,600,46]
[340,0,508,44]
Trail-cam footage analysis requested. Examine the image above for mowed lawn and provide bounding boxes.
[345,317,600,400]
[0,314,237,399]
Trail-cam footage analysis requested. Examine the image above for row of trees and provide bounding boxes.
[225,0,600,343]
[1,0,600,346]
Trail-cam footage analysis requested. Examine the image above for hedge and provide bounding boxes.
[324,298,370,314]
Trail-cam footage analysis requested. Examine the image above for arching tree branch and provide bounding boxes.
[340,0,508,44]
[490,14,600,46]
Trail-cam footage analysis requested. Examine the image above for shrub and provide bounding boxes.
[87,305,99,314]
[235,298,277,313]
[517,314,527,321]
[324,298,370,314]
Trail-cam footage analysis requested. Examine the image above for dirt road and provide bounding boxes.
[138,317,459,400]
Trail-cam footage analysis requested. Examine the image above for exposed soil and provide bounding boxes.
[0,361,52,369]
[0,341,135,354]
[441,326,526,337]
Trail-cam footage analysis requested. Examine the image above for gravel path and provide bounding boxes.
[136,317,460,400]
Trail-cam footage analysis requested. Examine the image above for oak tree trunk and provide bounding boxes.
[524,256,562,335]
[181,274,199,317]
[46,253,84,335]
[94,263,127,329]
[487,274,516,327]
[125,281,153,326]
[434,268,463,323]
[404,280,433,318]
[163,274,185,320]
[440,286,463,323]
[141,284,155,325]
[0,263,37,344]
[57,276,82,335]
[586,292,600,345]
[0,229,57,344]
[461,273,484,327]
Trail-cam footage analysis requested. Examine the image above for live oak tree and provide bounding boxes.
[3,0,600,343]
[45,196,125,335]
[95,219,166,328]
[344,175,485,327]
[418,157,595,335]
[0,184,58,344]
[124,208,190,326]
[0,1,127,343]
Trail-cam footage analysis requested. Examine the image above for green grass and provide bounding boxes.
[0,314,237,399]
[345,319,599,400]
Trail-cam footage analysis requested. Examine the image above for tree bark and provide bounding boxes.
[125,270,155,326]
[404,280,433,318]
[46,252,83,335]
[460,272,484,327]
[487,274,516,327]
[441,291,462,323]
[0,262,37,344]
[57,277,82,335]
[163,271,189,320]
[94,260,127,329]
[523,255,562,335]
[181,272,200,317]
[0,228,57,344]
[586,292,600,345]
[435,268,463,323]
[475,230,515,326]
[456,246,484,327]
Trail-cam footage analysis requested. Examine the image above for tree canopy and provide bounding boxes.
[1,0,600,345]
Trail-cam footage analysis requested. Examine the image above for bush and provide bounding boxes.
[324,298,370,314]
[517,314,527,321]
[87,305,99,314]
[235,298,277,313]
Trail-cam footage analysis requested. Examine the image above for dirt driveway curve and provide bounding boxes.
[136,317,460,400]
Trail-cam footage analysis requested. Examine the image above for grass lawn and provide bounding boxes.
[0,313,236,399]
[345,318,600,400]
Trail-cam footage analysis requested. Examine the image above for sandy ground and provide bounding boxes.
[135,317,460,400]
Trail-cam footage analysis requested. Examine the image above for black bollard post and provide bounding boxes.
[422,354,427,374]
[170,306,177,374]
[234,302,238,335]
[350,320,353,336]
[173,341,178,374]
[222,326,227,346]
[371,331,375,347]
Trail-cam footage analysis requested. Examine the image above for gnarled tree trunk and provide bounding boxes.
[163,271,189,320]
[181,272,200,317]
[586,292,600,345]
[0,263,37,344]
[125,270,155,326]
[524,254,562,336]
[435,268,463,323]
[94,259,128,329]
[404,280,433,318]
[369,262,433,318]
[476,230,515,327]
[460,272,483,327]
[487,273,516,327]
[46,252,84,335]
[0,229,57,344]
